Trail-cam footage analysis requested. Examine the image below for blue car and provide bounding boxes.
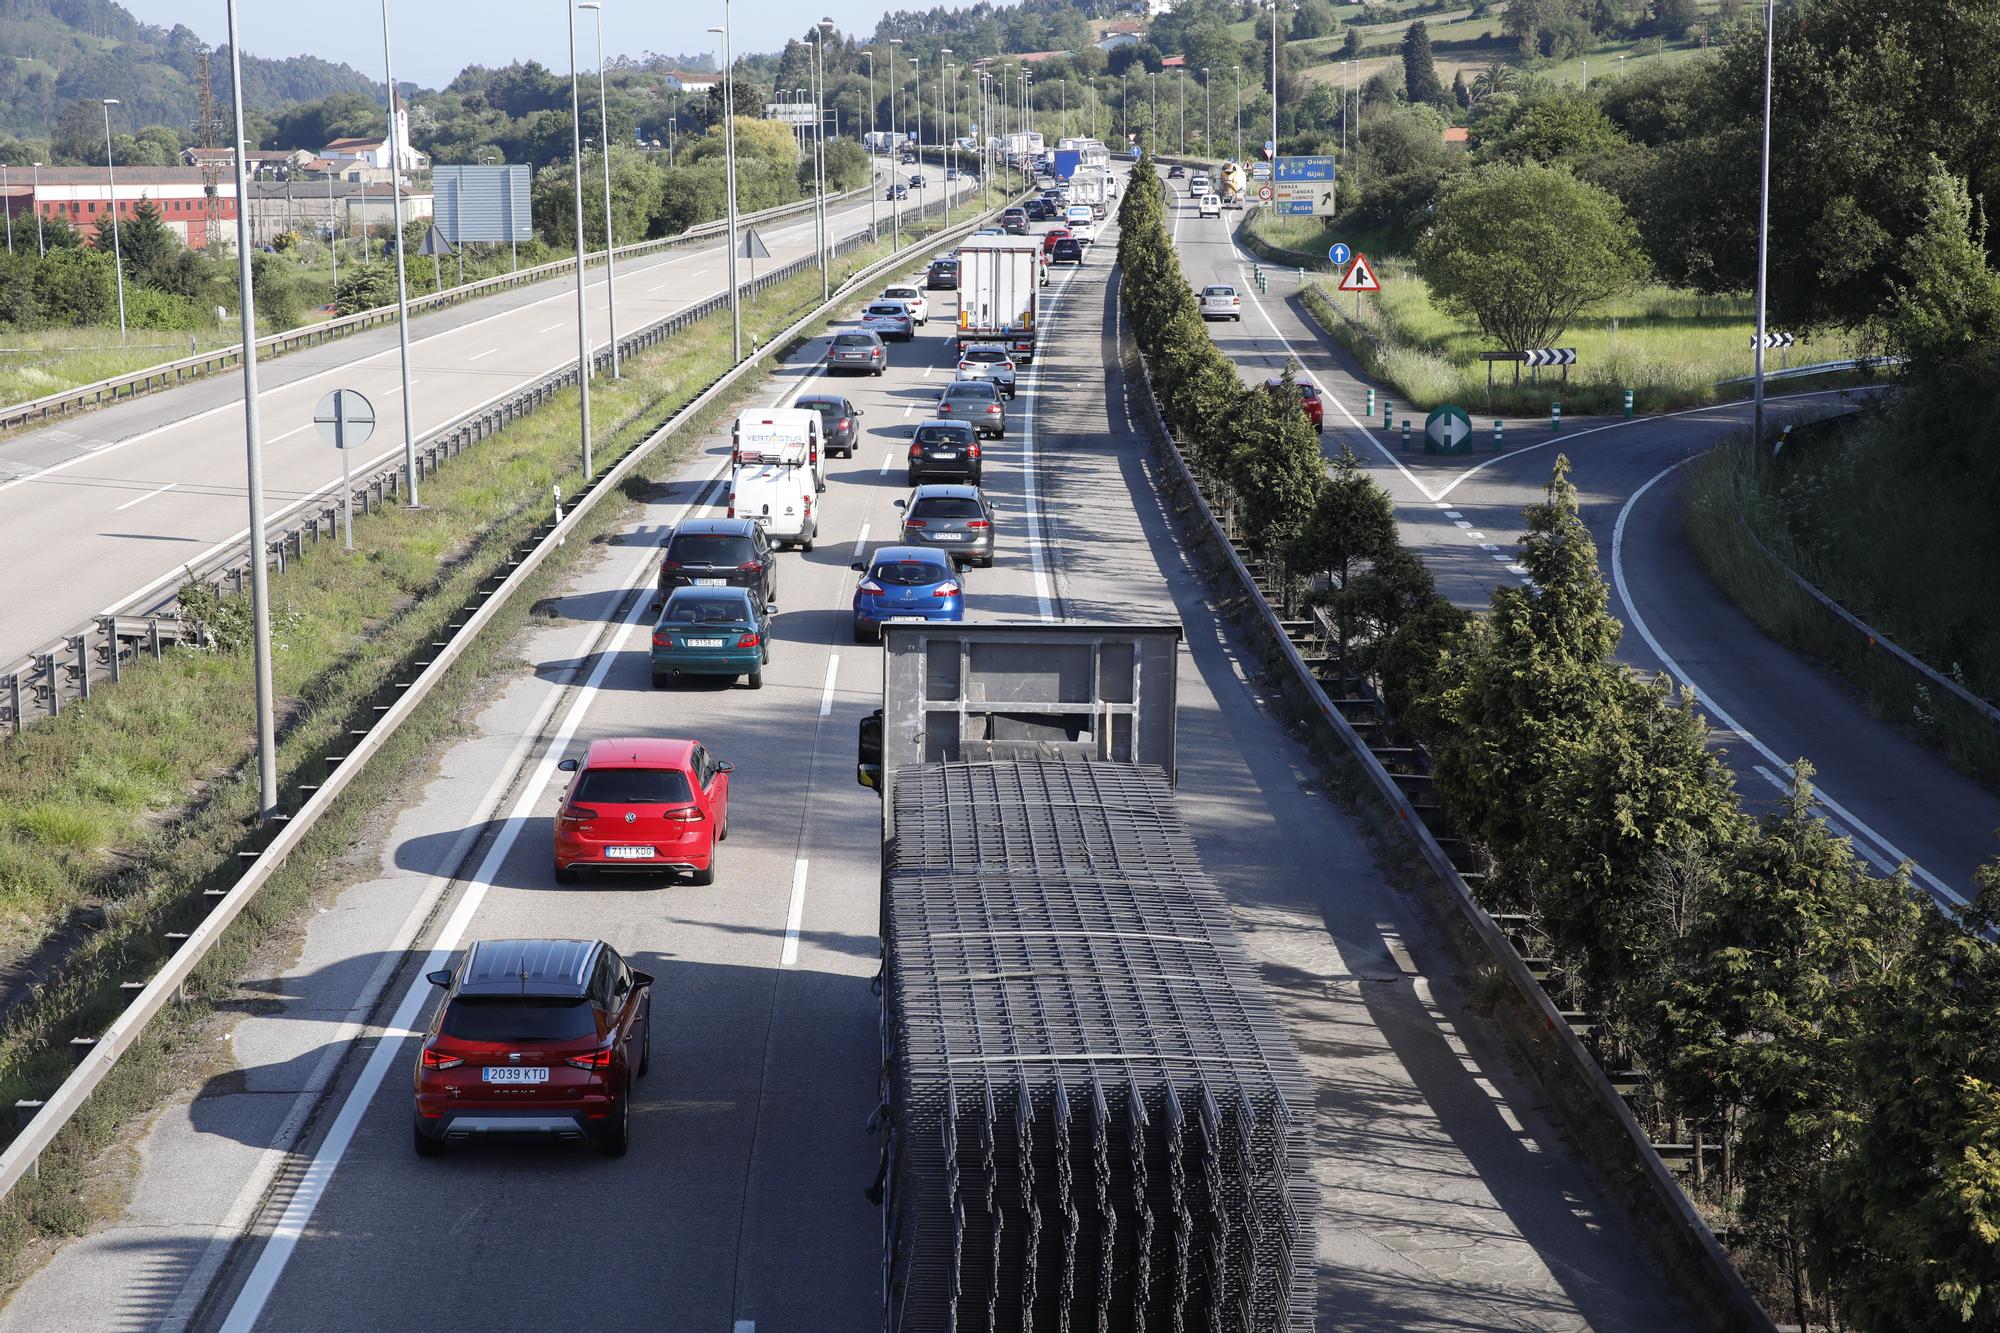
[850,546,963,642]
[650,586,773,689]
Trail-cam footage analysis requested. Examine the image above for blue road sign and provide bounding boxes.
[1275,200,1315,216]
[1327,242,1352,266]
[1275,155,1335,181]
[1264,138,1276,153]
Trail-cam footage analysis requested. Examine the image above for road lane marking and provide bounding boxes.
[902,404,913,418]
[266,423,314,444]
[819,654,839,718]
[540,321,566,333]
[880,451,893,475]
[467,347,499,361]
[1613,459,1962,908]
[113,481,177,511]
[781,859,808,966]
[852,522,869,559]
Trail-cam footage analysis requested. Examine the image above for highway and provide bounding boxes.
[0,173,975,678]
[0,166,1693,1331]
[1161,183,2000,911]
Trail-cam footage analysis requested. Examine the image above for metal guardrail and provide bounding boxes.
[1119,316,1779,1331]
[1713,355,1902,386]
[0,181,877,433]
[0,185,1012,1204]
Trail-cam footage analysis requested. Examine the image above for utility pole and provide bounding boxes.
[1234,66,1242,163]
[100,99,126,341]
[708,8,740,360]
[378,2,419,502]
[1752,0,1775,447]
[566,0,595,475]
[863,50,877,238]
[579,1,619,378]
[888,38,902,246]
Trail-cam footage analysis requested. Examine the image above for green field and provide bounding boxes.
[0,327,244,405]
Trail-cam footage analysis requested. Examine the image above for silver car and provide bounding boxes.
[935,379,1006,438]
[898,484,996,568]
[861,301,915,342]
[826,330,887,376]
[955,343,1018,399]
[1198,284,1242,322]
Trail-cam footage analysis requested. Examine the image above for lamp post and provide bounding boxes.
[100,99,126,341]
[327,164,337,292]
[909,56,922,214]
[31,162,44,257]
[1752,0,1775,447]
[1619,53,1627,81]
[1201,67,1210,154]
[578,1,619,378]
[939,49,952,205]
[667,116,676,167]
[1234,66,1242,163]
[377,4,419,503]
[708,10,740,361]
[1266,0,1281,166]
[3,165,11,256]
[1177,66,1185,155]
[813,19,833,301]
[221,0,278,821]
[861,51,878,239]
[888,38,902,245]
[566,0,596,476]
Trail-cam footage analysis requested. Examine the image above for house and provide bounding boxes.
[320,96,429,181]
[11,167,238,251]
[1161,55,1187,68]
[1016,50,1071,64]
[1096,22,1147,52]
[178,147,317,178]
[662,70,718,94]
[1442,126,1470,146]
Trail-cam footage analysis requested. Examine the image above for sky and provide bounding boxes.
[111,0,921,90]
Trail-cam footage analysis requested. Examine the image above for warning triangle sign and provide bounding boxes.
[1337,253,1380,293]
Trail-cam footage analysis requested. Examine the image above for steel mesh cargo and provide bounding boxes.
[879,761,1316,1332]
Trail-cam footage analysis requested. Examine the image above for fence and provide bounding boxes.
[0,184,1015,1206]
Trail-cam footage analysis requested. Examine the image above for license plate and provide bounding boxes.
[694,578,726,587]
[931,451,957,460]
[481,1066,549,1084]
[685,638,724,647]
[604,845,657,859]
[931,532,964,541]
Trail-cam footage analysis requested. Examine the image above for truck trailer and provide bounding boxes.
[953,234,1043,364]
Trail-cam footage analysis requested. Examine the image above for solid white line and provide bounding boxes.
[1611,458,1963,908]
[112,481,176,512]
[266,423,314,444]
[852,522,870,559]
[467,347,499,362]
[216,476,726,1331]
[1750,764,1896,876]
[781,859,808,967]
[818,654,839,718]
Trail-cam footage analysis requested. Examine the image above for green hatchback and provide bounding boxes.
[650,587,773,689]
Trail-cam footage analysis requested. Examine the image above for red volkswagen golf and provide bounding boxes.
[552,738,730,885]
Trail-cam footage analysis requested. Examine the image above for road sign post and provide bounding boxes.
[1365,387,1374,417]
[1623,388,1633,419]
[1494,419,1504,451]
[1337,252,1379,316]
[314,388,377,551]
[1423,404,1473,456]
[1551,400,1562,433]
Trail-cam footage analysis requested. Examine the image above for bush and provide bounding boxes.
[125,286,202,331]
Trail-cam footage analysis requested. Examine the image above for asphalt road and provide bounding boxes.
[0,174,975,678]
[1,173,1693,1332]
[1164,188,1999,909]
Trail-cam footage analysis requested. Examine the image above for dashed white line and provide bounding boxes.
[781,859,809,966]
[1453,520,1473,529]
[852,523,870,559]
[818,654,840,717]
[113,481,177,511]
[879,451,894,476]
[467,347,499,361]
[539,321,566,333]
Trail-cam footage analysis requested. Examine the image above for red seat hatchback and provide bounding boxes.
[552,738,731,885]
[412,938,652,1157]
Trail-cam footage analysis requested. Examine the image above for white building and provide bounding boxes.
[320,96,429,182]
[663,70,718,94]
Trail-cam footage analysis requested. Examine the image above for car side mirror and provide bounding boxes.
[716,760,734,773]
[630,969,654,989]
[851,561,866,572]
[426,969,453,988]
[894,498,907,509]
[557,757,578,772]
[650,599,663,613]
[766,602,778,616]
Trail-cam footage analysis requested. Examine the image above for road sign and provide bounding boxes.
[1337,254,1380,293]
[1249,161,1271,180]
[417,223,453,258]
[739,227,771,259]
[1263,139,1275,158]
[1424,404,1473,456]
[1256,184,1273,202]
[1752,331,1795,348]
[1274,155,1335,182]
[1327,242,1351,266]
[1273,180,1337,215]
[1523,347,1576,366]
[314,389,375,551]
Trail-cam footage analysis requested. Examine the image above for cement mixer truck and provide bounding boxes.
[1219,160,1248,210]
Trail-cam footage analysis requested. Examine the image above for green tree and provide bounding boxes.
[1288,448,1398,667]
[333,262,397,316]
[1342,28,1363,58]
[1884,160,2000,368]
[1402,22,1446,106]
[1453,70,1472,110]
[1291,0,1341,38]
[1417,161,1646,352]
[1231,366,1326,562]
[114,198,178,279]
[532,145,664,247]
[1476,90,1629,169]
[32,245,117,325]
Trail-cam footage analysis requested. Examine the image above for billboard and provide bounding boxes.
[432,164,532,245]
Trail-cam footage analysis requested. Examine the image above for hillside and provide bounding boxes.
[0,0,378,143]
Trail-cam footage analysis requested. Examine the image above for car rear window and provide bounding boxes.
[796,397,839,416]
[914,424,974,445]
[668,532,753,566]
[441,998,598,1042]
[946,382,996,400]
[574,767,695,804]
[866,304,905,317]
[963,350,1006,364]
[884,288,919,300]
[1204,286,1235,298]
[871,559,947,586]
[666,595,747,623]
[911,497,984,520]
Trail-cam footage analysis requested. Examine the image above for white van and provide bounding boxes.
[729,451,817,551]
[732,407,826,492]
[1198,194,1222,218]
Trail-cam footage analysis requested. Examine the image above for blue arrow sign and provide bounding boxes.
[1275,155,1335,181]
[1275,200,1315,216]
[1327,242,1351,266]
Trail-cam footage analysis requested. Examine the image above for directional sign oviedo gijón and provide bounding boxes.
[1424,404,1473,455]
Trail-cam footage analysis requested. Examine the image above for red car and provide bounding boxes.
[413,937,652,1157]
[1265,376,1324,432]
[552,737,731,885]
[1041,227,1073,256]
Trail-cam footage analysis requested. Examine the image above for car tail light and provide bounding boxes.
[565,1047,616,1071]
[904,518,928,529]
[986,404,1001,415]
[652,632,671,646]
[738,560,764,573]
[859,578,884,594]
[908,443,923,457]
[725,493,735,518]
[968,519,990,529]
[736,633,761,648]
[837,417,850,431]
[421,1045,463,1070]
[559,804,599,823]
[659,560,681,571]
[933,582,961,598]
[663,805,706,823]
[969,442,982,458]
[803,496,812,517]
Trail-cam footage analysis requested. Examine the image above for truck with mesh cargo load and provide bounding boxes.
[857,622,1317,1332]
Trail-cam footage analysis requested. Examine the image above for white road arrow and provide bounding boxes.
[1429,415,1470,449]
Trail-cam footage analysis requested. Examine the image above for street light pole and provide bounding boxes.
[3,165,11,256]
[378,2,420,503]
[1234,66,1242,163]
[709,9,740,361]
[566,0,596,476]
[909,56,922,216]
[888,38,902,246]
[812,25,830,301]
[862,51,877,239]
[939,49,952,211]
[1177,66,1184,155]
[1269,0,1280,165]
[223,0,278,821]
[100,99,126,341]
[1752,0,1775,447]
[579,1,619,378]
[1202,67,1210,155]
[32,162,44,257]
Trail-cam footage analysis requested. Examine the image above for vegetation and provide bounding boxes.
[1122,156,2000,1332]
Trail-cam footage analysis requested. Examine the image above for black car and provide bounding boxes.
[657,518,777,607]
[926,258,959,290]
[1001,206,1029,234]
[1024,199,1051,221]
[1167,163,1185,178]
[885,184,909,200]
[1051,237,1084,265]
[795,392,862,458]
[908,173,927,188]
[907,420,982,486]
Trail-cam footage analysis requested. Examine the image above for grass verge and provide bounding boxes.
[0,192,995,1282]
[1682,429,2000,788]
[0,327,244,405]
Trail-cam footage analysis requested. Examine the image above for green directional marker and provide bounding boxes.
[1423,403,1473,456]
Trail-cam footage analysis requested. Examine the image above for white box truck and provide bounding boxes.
[732,407,826,492]
[953,235,1042,364]
[1070,168,1111,218]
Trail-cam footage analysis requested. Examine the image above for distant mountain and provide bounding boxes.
[0,0,379,142]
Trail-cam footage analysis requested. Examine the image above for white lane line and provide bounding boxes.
[1453,520,1473,529]
[540,321,566,333]
[902,404,913,418]
[1612,459,1963,908]
[467,347,499,362]
[266,423,314,444]
[734,1324,755,1333]
[852,522,870,559]
[217,477,727,1331]
[112,481,177,512]
[781,859,809,967]
[880,451,893,476]
[819,654,839,718]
